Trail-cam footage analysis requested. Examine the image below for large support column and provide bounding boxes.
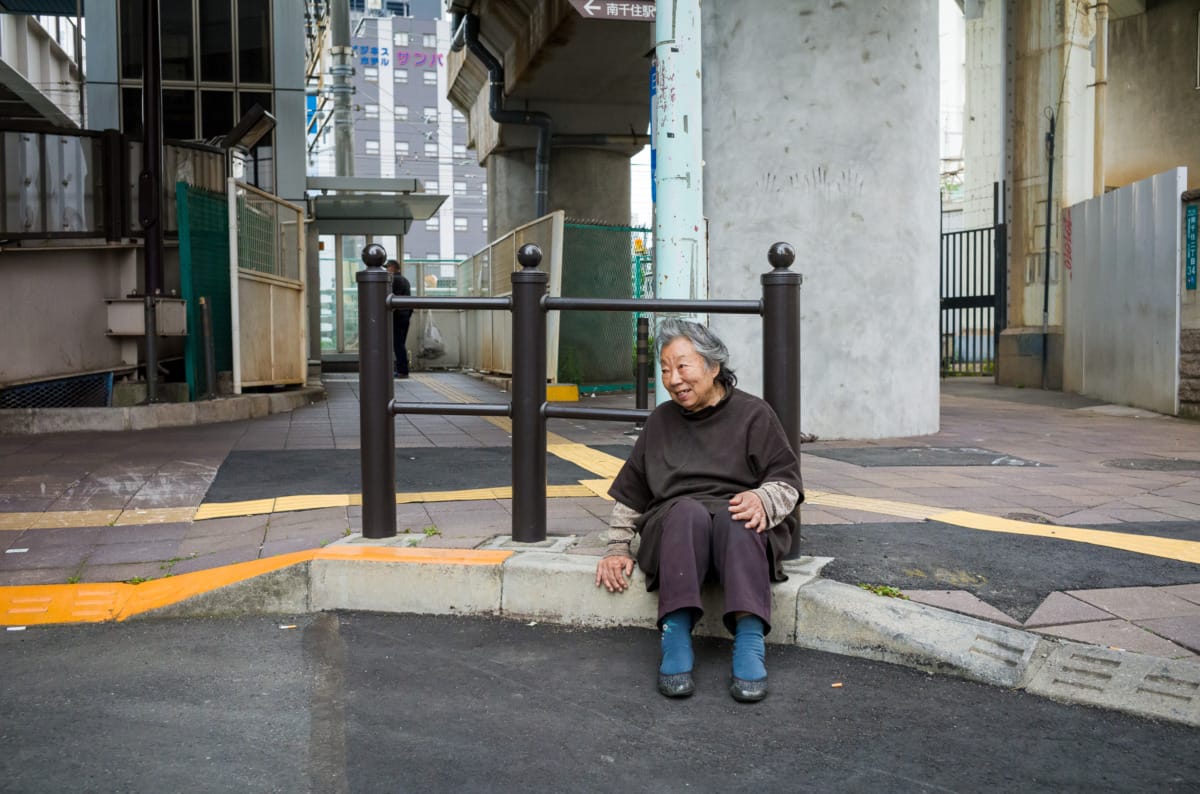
[701,1,940,439]
[487,147,632,235]
[999,0,1095,389]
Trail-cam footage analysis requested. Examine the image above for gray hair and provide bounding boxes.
[655,317,738,388]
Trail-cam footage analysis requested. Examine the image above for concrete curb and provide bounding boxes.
[0,386,325,434]
[132,549,1200,728]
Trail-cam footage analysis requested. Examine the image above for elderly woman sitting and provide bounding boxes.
[595,318,803,702]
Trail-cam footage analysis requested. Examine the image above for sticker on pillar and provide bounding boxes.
[1187,204,1197,291]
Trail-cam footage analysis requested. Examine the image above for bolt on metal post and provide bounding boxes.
[511,244,548,543]
[760,242,804,556]
[358,243,397,539]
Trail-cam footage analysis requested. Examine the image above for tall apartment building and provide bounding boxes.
[308,0,488,266]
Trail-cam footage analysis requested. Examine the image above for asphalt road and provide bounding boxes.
[1,613,1196,792]
[801,519,1200,621]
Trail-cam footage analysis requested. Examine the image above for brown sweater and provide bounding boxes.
[608,388,804,585]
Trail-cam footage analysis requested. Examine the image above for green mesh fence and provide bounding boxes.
[177,183,232,400]
[558,222,652,386]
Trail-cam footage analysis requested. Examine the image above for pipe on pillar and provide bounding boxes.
[330,0,354,177]
[653,0,706,405]
[1093,1,1108,197]
[462,14,552,217]
[138,0,164,403]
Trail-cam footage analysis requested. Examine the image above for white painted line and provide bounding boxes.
[6,626,27,631]
[5,548,29,554]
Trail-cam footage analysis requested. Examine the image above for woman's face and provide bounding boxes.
[660,337,723,411]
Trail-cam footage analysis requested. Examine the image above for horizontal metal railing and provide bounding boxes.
[358,242,803,552]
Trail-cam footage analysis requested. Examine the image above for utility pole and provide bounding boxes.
[652,0,706,405]
[139,0,164,403]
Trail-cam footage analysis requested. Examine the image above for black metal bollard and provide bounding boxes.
[358,243,397,539]
[760,242,804,556]
[511,244,548,543]
[635,316,650,411]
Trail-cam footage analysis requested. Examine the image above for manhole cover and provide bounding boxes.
[1102,458,1200,472]
[803,446,1046,468]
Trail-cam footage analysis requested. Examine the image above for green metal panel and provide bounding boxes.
[558,223,651,386]
[176,183,232,399]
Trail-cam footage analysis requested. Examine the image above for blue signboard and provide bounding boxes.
[1187,204,1197,291]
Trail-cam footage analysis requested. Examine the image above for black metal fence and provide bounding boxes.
[939,182,1008,377]
[357,242,805,554]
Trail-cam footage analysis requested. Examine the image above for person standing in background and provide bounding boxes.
[387,260,414,379]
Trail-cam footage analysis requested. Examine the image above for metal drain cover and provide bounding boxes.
[803,446,1046,468]
[1103,458,1200,472]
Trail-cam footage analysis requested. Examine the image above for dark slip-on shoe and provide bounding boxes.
[658,672,696,698]
[729,676,768,702]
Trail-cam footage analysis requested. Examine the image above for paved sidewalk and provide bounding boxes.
[1,373,1198,667]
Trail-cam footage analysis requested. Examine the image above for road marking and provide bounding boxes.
[0,546,514,626]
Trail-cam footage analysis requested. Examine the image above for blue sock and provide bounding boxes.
[659,609,694,676]
[732,615,767,681]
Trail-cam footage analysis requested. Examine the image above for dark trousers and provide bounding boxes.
[655,497,772,635]
[392,314,412,376]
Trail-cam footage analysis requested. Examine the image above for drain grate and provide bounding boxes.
[0,372,113,409]
[1103,458,1200,472]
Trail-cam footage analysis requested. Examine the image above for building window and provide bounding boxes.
[162,2,195,80]
[238,0,272,84]
[423,106,437,123]
[403,252,413,260]
[395,106,409,121]
[426,215,439,230]
[386,2,410,16]
[481,181,488,196]
[452,109,465,123]
[425,180,439,193]
[396,141,410,155]
[423,70,436,86]
[424,143,438,158]
[452,144,466,158]
[394,68,408,83]
[426,252,438,260]
[422,33,436,48]
[364,104,379,119]
[454,217,468,232]
[364,67,379,82]
[394,32,409,47]
[365,140,380,154]
[453,181,466,196]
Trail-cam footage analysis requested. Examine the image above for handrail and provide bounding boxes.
[357,241,804,553]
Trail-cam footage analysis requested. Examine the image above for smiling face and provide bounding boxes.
[660,336,724,411]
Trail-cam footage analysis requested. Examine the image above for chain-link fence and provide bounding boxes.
[177,183,233,399]
[232,181,303,280]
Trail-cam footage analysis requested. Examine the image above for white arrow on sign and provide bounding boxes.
[584,0,599,14]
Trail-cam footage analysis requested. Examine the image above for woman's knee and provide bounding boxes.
[663,497,710,528]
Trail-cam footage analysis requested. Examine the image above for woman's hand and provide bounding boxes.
[595,555,636,592]
[729,491,768,533]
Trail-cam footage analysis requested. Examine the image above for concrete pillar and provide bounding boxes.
[488,147,631,236]
[700,1,940,439]
[999,0,1095,389]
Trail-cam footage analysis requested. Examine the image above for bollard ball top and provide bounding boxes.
[517,243,543,270]
[362,243,388,269]
[768,242,795,271]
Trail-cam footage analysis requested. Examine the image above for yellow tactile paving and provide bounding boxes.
[579,479,615,500]
[193,498,276,521]
[547,443,626,478]
[0,546,514,626]
[273,494,350,512]
[112,507,198,526]
[30,509,121,529]
[931,510,1200,565]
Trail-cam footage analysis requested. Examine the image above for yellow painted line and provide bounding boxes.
[548,443,626,478]
[931,510,1200,565]
[193,498,276,520]
[31,509,121,529]
[0,513,35,531]
[0,546,514,626]
[579,479,615,500]
[804,490,941,521]
[113,507,198,526]
[273,494,350,512]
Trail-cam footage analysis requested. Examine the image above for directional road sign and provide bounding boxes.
[569,0,656,21]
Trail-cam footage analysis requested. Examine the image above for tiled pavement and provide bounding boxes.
[1,373,1199,663]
